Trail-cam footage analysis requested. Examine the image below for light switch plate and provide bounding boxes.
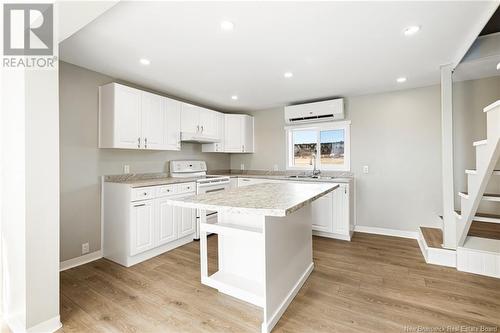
[363,165,369,174]
[240,164,245,170]
[123,164,130,174]
[273,164,279,171]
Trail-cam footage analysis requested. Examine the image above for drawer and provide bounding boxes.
[131,187,155,201]
[156,184,177,197]
[177,182,196,194]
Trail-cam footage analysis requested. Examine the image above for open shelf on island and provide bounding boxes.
[202,271,264,308]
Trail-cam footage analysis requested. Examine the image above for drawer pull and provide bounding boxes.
[143,192,148,196]
[134,203,145,207]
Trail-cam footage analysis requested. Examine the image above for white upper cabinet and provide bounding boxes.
[164,98,181,151]
[201,112,225,153]
[99,83,181,151]
[141,91,165,150]
[224,114,254,153]
[102,84,142,149]
[180,103,220,142]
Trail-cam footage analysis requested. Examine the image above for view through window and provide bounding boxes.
[288,123,350,170]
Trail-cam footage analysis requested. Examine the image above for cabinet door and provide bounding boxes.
[181,103,199,134]
[165,98,181,150]
[141,92,166,150]
[311,192,333,232]
[242,115,254,153]
[224,114,243,152]
[175,205,196,238]
[130,201,155,256]
[157,198,177,246]
[114,85,142,149]
[332,184,349,235]
[199,109,218,139]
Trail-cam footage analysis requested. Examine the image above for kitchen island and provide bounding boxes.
[167,182,338,333]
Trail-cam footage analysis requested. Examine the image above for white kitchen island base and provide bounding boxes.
[199,205,314,333]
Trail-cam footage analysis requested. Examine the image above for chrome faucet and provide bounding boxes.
[310,153,321,177]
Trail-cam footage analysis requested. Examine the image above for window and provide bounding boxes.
[286,121,350,171]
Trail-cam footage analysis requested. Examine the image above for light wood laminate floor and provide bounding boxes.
[59,233,500,333]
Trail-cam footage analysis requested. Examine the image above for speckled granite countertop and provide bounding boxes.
[104,170,353,188]
[166,182,338,216]
[212,173,352,184]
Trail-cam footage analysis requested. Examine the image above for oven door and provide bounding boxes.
[195,182,230,239]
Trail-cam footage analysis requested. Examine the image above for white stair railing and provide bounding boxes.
[456,100,500,246]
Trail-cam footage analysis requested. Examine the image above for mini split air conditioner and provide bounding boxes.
[284,98,344,124]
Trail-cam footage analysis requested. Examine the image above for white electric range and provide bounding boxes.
[170,160,230,239]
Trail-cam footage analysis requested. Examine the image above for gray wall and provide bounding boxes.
[231,75,500,232]
[59,62,230,261]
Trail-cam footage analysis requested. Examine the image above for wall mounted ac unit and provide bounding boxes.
[284,98,344,124]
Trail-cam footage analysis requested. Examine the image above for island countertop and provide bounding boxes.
[166,182,338,217]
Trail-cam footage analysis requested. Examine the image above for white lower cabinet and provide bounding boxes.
[311,183,353,240]
[157,197,177,246]
[130,200,156,256]
[176,205,196,238]
[103,182,197,267]
[235,177,354,241]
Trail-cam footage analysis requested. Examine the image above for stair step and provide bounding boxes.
[484,100,500,112]
[473,140,488,146]
[420,227,443,249]
[468,221,500,240]
[458,192,500,202]
[465,169,500,176]
[455,210,500,223]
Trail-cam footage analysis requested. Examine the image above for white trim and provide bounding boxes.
[312,230,351,241]
[27,315,62,333]
[354,226,418,239]
[417,228,456,268]
[261,262,314,333]
[284,120,351,131]
[6,315,62,333]
[60,250,102,271]
[285,122,351,172]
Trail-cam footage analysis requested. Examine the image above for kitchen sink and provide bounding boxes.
[287,175,336,180]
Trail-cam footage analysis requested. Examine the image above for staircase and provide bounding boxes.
[455,100,500,278]
[417,100,500,277]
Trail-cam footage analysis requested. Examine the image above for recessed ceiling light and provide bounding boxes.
[284,72,294,78]
[231,95,238,100]
[220,21,234,31]
[396,77,407,83]
[403,25,420,36]
[139,58,150,65]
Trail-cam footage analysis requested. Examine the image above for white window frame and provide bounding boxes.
[285,121,351,171]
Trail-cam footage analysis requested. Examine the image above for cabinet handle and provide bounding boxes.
[137,137,141,148]
[145,137,148,149]
[197,125,200,132]
[242,145,245,152]
[201,125,204,133]
[134,203,146,207]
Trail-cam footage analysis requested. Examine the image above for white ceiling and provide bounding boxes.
[60,1,498,112]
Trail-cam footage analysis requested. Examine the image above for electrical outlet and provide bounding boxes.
[363,165,369,174]
[123,164,130,174]
[240,163,245,170]
[273,164,279,171]
[82,242,90,255]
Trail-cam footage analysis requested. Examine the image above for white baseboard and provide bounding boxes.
[60,250,103,271]
[417,228,456,268]
[27,315,62,333]
[312,230,351,241]
[262,262,314,333]
[354,226,418,239]
[6,315,61,333]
